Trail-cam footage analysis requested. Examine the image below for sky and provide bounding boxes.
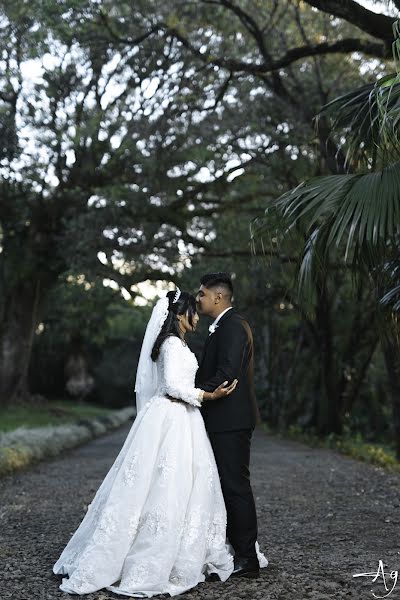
[359,0,397,13]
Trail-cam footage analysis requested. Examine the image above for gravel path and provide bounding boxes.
[1,423,400,600]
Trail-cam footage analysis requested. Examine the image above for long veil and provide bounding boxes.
[134,296,169,413]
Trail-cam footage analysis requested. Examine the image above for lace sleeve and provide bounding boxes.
[161,337,203,407]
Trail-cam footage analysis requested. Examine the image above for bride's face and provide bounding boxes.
[178,310,199,333]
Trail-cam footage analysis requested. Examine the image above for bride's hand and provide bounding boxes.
[212,379,238,399]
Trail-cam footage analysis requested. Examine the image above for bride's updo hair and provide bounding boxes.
[151,290,197,361]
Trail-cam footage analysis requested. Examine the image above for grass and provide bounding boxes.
[0,399,115,433]
[261,422,400,472]
[0,406,135,477]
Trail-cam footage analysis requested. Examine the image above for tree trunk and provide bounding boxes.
[0,280,41,406]
[382,339,400,461]
[315,279,342,435]
[339,337,379,421]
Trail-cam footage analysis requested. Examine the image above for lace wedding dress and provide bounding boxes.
[53,335,267,597]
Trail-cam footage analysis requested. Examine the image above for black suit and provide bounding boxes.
[197,308,258,432]
[196,308,259,562]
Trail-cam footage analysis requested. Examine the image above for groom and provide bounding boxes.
[195,272,260,579]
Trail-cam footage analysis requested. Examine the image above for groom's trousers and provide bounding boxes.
[208,428,258,563]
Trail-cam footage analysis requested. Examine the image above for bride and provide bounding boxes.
[53,288,266,597]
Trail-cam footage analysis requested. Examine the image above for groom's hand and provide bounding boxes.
[166,394,182,403]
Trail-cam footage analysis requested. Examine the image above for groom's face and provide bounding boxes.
[196,285,217,316]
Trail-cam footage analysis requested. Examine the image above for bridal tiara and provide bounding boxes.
[172,287,181,303]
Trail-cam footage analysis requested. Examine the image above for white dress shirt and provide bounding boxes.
[208,306,233,335]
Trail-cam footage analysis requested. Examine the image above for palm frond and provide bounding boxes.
[253,161,400,297]
[380,255,400,310]
[381,284,400,309]
[393,19,400,64]
[316,75,400,169]
[297,229,316,298]
[316,19,400,169]
[252,19,400,306]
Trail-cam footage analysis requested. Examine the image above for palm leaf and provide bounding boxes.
[317,17,400,168]
[381,283,400,309]
[380,254,400,311]
[317,74,400,168]
[297,228,319,301]
[252,19,400,305]
[253,162,400,296]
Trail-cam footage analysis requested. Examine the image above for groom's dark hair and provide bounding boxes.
[200,272,233,300]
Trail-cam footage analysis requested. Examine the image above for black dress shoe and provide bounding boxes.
[205,572,221,582]
[231,558,260,579]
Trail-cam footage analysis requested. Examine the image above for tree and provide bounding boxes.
[0,0,239,405]
[252,8,400,451]
[30,276,152,406]
[2,0,396,424]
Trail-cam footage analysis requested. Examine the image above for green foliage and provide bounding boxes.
[30,277,151,405]
[252,18,400,306]
[262,423,400,471]
[316,75,400,169]
[0,399,113,433]
[254,161,400,305]
[1,0,397,451]
[250,11,400,448]
[36,276,151,348]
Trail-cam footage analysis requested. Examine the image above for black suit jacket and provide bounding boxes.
[196,308,259,433]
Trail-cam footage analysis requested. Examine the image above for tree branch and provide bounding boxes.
[99,10,161,46]
[303,0,397,43]
[278,37,389,66]
[167,27,389,77]
[94,262,172,289]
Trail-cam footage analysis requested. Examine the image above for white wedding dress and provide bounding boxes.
[53,335,267,597]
